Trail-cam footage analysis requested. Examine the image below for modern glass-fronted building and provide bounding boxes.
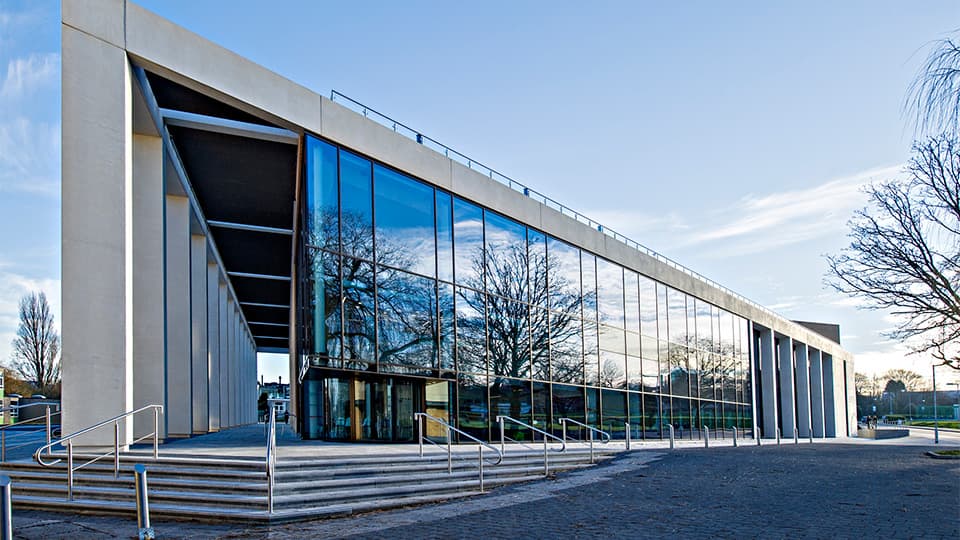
[59,0,857,448]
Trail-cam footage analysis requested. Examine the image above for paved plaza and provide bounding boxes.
[10,430,960,539]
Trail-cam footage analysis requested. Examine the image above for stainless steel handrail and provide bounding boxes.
[414,412,502,493]
[0,403,62,462]
[34,404,163,500]
[495,415,565,477]
[559,418,611,464]
[265,397,288,514]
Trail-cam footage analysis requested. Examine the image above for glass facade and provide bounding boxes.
[299,135,753,441]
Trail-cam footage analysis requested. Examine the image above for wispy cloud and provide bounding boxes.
[0,53,58,100]
[683,164,905,255]
[0,117,59,196]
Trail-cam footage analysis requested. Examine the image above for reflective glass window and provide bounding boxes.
[599,325,626,355]
[695,298,712,352]
[530,307,550,381]
[436,192,454,282]
[305,247,341,363]
[528,230,548,309]
[624,270,640,334]
[453,198,484,287]
[305,136,338,251]
[639,276,658,339]
[601,390,627,439]
[599,350,626,389]
[583,318,599,386]
[626,355,642,391]
[489,378,531,439]
[438,283,455,372]
[581,253,598,323]
[486,295,530,379]
[641,356,659,393]
[596,258,624,327]
[586,388,600,424]
[547,237,581,313]
[376,267,437,373]
[720,309,734,356]
[656,284,669,344]
[484,211,528,302]
[667,288,687,344]
[643,392,662,438]
[550,312,583,385]
[341,257,375,365]
[626,331,641,358]
[532,382,549,431]
[457,376,488,440]
[374,165,435,276]
[339,150,373,260]
[551,384,584,437]
[455,286,486,374]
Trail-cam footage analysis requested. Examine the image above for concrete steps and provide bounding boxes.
[0,445,620,523]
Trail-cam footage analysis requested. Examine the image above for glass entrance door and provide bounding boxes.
[322,375,424,442]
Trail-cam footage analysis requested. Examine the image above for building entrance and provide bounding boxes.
[323,375,421,442]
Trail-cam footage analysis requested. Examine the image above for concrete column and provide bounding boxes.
[844,360,856,437]
[748,323,759,439]
[207,264,221,431]
[758,327,777,438]
[226,297,235,428]
[131,134,166,440]
[809,349,825,438]
[61,19,135,445]
[165,195,192,437]
[823,354,837,437]
[218,283,229,428]
[190,234,209,433]
[778,336,796,438]
[795,343,811,438]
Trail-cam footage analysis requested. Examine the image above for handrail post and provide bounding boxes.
[589,428,594,464]
[498,416,505,456]
[478,445,484,493]
[625,422,631,451]
[114,421,120,478]
[446,426,452,474]
[66,441,73,501]
[543,434,549,477]
[416,413,423,457]
[668,424,675,450]
[45,406,51,457]
[153,407,159,461]
[1,432,4,463]
[0,475,11,540]
[134,464,154,540]
[704,425,709,448]
[561,418,567,442]
[732,426,738,447]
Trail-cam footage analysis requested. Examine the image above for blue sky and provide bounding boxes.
[1,0,959,384]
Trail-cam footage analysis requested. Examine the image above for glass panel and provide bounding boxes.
[626,331,641,357]
[394,380,416,441]
[639,276,658,339]
[325,377,351,440]
[374,165,435,276]
[656,284,669,345]
[667,288,687,344]
[641,356,660,393]
[626,355,642,391]
[530,307,550,381]
[599,350,625,389]
[720,309,734,356]
[359,380,393,441]
[425,380,453,441]
[305,248,341,364]
[586,388,600,425]
[547,237,581,313]
[303,377,323,439]
[457,375,488,441]
[436,192,454,282]
[581,253,597,323]
[439,283,455,372]
[339,150,373,260]
[644,392,664,438]
[528,230,548,309]
[484,211,528,302]
[341,257,375,366]
[490,378,531,440]
[628,391,643,439]
[601,389,627,439]
[487,295,531,379]
[455,286,486,374]
[596,258,624,327]
[304,136,338,251]
[658,340,671,395]
[668,343,690,397]
[376,267,436,374]
[533,381,550,433]
[453,198,484,286]
[695,298,712,353]
[550,313,583,384]
[624,270,640,334]
[599,325,626,355]
[584,319,599,386]
[551,384,584,437]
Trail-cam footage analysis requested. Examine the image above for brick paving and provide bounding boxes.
[11,443,960,539]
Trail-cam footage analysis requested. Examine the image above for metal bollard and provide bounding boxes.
[134,464,154,540]
[703,425,709,448]
[776,427,781,446]
[478,446,484,493]
[732,426,738,447]
[625,422,631,451]
[667,424,675,450]
[794,428,799,445]
[0,474,12,540]
[808,429,813,444]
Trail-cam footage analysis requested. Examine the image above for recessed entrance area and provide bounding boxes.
[307,375,452,442]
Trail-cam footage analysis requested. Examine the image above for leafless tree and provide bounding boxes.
[827,135,960,370]
[10,292,61,394]
[881,368,926,392]
[907,35,960,137]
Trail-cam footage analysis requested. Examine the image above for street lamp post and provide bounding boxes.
[932,364,939,445]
